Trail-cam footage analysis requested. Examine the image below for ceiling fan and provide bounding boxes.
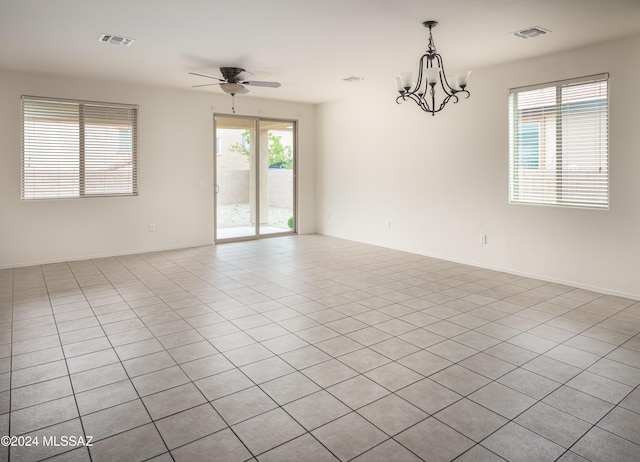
[190,67,281,113]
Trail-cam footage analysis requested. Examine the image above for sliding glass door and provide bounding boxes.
[214,115,296,242]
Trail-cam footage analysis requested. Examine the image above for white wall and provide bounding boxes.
[0,71,316,268]
[316,35,640,299]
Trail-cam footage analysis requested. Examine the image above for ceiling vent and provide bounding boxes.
[98,34,134,46]
[511,26,550,39]
[343,76,364,83]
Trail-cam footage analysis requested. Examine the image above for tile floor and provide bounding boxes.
[1,234,639,462]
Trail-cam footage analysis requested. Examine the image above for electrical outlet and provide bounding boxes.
[480,234,487,244]
[149,224,156,232]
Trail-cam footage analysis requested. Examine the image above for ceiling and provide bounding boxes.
[1,0,640,104]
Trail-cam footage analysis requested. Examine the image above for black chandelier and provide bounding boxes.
[395,20,470,116]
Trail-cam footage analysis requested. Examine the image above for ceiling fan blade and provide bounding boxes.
[242,80,281,88]
[236,70,254,81]
[192,83,222,88]
[189,71,224,81]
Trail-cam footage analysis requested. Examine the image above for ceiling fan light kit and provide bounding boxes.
[190,67,281,113]
[395,20,471,116]
[220,83,247,95]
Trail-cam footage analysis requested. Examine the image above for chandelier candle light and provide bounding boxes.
[395,20,471,115]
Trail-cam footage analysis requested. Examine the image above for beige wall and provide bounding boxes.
[3,35,639,298]
[316,35,640,299]
[0,71,316,267]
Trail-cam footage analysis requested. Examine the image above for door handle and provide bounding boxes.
[215,184,220,194]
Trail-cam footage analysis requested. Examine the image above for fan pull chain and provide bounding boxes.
[231,94,236,113]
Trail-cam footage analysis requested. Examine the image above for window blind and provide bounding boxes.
[508,74,608,209]
[22,96,138,200]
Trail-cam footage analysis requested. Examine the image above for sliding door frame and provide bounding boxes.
[213,114,298,243]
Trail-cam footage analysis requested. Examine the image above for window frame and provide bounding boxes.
[21,95,139,200]
[508,73,609,209]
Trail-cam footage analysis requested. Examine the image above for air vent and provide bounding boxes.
[98,33,134,46]
[511,26,550,39]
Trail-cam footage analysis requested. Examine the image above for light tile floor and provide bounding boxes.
[1,235,639,462]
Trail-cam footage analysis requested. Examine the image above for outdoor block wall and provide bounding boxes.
[217,169,293,208]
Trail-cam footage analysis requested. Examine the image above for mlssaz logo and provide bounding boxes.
[41,436,94,447]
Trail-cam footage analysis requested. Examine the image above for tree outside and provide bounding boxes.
[229,130,293,169]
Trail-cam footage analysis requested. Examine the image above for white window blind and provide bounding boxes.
[22,96,138,200]
[508,74,608,208]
